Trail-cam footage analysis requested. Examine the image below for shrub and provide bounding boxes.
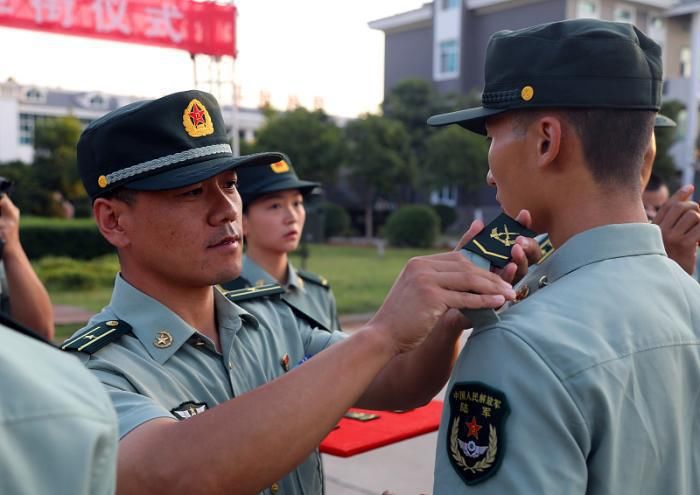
[432,204,457,233]
[322,202,351,238]
[35,255,118,290]
[384,205,440,248]
[20,217,114,260]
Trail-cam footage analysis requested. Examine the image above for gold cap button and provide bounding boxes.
[521,85,534,102]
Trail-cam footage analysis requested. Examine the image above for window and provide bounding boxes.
[431,186,458,207]
[647,14,666,44]
[681,47,691,78]
[439,40,458,76]
[576,0,600,19]
[22,87,46,104]
[19,113,38,145]
[613,4,635,24]
[442,0,459,10]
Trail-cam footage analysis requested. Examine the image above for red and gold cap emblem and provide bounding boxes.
[182,99,215,137]
[270,160,290,174]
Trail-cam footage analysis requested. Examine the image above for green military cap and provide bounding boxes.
[654,114,676,128]
[77,89,283,200]
[235,153,319,205]
[427,19,662,134]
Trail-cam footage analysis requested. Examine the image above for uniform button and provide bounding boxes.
[538,275,549,288]
[228,361,233,370]
[515,285,529,301]
[271,482,279,493]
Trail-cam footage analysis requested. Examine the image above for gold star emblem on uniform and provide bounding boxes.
[255,279,266,287]
[154,330,173,348]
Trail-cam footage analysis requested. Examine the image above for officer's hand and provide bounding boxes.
[368,252,516,356]
[455,209,541,285]
[654,185,700,275]
[0,195,22,257]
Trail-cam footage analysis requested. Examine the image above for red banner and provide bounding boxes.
[0,0,235,57]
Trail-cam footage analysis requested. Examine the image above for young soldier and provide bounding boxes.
[64,90,520,495]
[428,19,700,493]
[221,155,341,331]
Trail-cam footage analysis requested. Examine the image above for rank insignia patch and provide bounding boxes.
[171,401,208,420]
[463,212,536,269]
[447,382,510,485]
[182,98,215,137]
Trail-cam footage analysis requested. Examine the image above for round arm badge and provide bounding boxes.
[447,382,510,485]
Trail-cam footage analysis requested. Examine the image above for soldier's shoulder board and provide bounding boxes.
[297,270,330,289]
[219,276,251,292]
[224,284,284,303]
[61,320,132,354]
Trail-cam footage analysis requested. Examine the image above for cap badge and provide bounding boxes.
[98,175,108,189]
[520,86,534,102]
[183,99,214,138]
[270,160,290,174]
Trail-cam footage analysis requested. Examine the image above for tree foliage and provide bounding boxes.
[250,107,345,184]
[424,125,489,194]
[33,116,83,198]
[343,115,415,237]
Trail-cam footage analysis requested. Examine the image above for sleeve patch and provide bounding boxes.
[224,284,284,303]
[446,382,510,485]
[61,320,132,354]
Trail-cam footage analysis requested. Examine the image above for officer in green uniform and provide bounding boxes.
[65,89,518,495]
[1,318,117,494]
[428,19,700,493]
[221,155,341,331]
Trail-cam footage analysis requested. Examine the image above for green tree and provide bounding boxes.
[424,125,489,196]
[250,107,345,184]
[32,116,84,215]
[344,115,415,238]
[654,100,684,188]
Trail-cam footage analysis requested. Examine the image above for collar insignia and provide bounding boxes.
[182,99,214,137]
[447,382,510,485]
[464,212,536,269]
[171,401,208,420]
[154,330,173,348]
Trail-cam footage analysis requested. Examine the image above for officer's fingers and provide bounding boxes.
[675,209,700,237]
[515,236,541,265]
[432,271,516,299]
[498,262,518,285]
[442,290,507,310]
[514,209,533,229]
[670,184,695,203]
[454,220,484,251]
[656,200,692,229]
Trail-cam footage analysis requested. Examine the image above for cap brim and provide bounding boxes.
[654,114,676,128]
[241,177,320,204]
[127,152,285,191]
[427,107,506,135]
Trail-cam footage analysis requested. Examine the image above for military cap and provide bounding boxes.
[77,90,283,200]
[428,19,663,134]
[654,114,676,128]
[235,153,319,205]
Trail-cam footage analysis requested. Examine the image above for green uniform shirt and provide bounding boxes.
[227,255,341,332]
[435,223,700,493]
[69,275,345,495]
[0,327,118,495]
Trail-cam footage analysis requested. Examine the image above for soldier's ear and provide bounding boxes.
[93,198,131,249]
[534,115,562,170]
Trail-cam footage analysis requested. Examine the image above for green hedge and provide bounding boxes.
[20,217,114,260]
[384,205,440,248]
[35,255,119,291]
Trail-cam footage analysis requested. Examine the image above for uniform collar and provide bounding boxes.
[512,223,665,303]
[242,255,303,290]
[109,275,258,364]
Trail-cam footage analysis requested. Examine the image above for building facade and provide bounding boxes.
[0,79,265,164]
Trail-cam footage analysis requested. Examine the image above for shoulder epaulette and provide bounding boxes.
[61,320,132,354]
[538,236,555,264]
[219,276,251,292]
[297,270,330,289]
[225,284,285,303]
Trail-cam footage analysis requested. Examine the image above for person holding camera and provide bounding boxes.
[0,192,54,339]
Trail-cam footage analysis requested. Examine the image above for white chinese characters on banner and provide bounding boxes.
[144,2,182,43]
[92,0,130,34]
[30,0,75,26]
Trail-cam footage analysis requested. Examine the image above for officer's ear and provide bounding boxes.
[93,197,132,249]
[532,114,562,170]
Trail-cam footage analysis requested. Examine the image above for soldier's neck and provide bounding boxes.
[546,187,647,248]
[246,246,289,285]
